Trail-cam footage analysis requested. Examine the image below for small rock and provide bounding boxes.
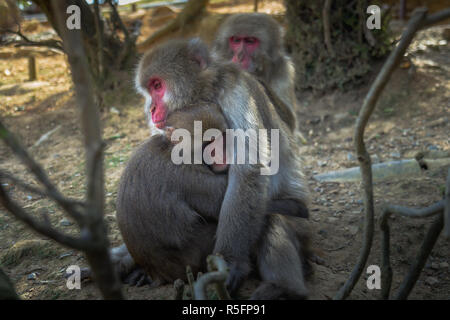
[348,225,359,235]
[390,151,401,158]
[59,218,73,227]
[430,262,440,270]
[427,145,439,151]
[110,107,120,115]
[318,160,327,167]
[439,262,449,269]
[327,217,338,223]
[318,229,327,237]
[4,69,11,76]
[425,276,439,286]
[27,272,38,280]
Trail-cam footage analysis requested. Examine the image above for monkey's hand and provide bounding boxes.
[164,126,178,144]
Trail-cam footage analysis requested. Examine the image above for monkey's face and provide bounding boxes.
[136,39,209,129]
[229,36,260,72]
[147,77,167,129]
[214,13,283,75]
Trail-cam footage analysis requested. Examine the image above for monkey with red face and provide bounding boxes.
[118,38,310,296]
[213,13,300,133]
[115,98,312,298]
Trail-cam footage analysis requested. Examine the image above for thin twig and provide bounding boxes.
[0,25,63,51]
[334,8,429,300]
[106,0,129,41]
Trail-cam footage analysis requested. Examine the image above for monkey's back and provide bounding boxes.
[116,136,227,283]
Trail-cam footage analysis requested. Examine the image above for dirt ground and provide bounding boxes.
[0,1,449,300]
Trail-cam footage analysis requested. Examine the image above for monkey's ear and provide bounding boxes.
[188,38,210,70]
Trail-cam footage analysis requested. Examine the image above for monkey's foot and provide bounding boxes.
[123,267,153,287]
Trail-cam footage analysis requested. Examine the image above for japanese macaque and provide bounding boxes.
[116,101,312,299]
[212,13,300,132]
[116,38,310,297]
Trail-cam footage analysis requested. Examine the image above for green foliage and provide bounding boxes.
[284,0,392,92]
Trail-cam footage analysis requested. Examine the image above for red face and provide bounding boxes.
[147,77,167,129]
[229,36,260,70]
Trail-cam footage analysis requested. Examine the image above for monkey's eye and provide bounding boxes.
[149,78,163,92]
[244,37,258,45]
[230,36,242,44]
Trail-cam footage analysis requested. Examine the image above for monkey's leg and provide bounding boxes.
[267,199,309,219]
[251,214,308,300]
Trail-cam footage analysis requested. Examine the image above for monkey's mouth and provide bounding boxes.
[154,120,166,129]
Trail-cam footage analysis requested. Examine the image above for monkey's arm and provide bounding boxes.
[213,79,271,293]
[259,79,297,131]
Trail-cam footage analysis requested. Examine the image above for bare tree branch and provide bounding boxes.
[0,170,85,217]
[395,213,444,299]
[105,0,130,41]
[334,8,429,300]
[93,0,105,82]
[0,184,91,250]
[422,8,450,28]
[0,121,84,222]
[380,200,444,299]
[50,0,123,300]
[0,25,63,51]
[194,255,231,300]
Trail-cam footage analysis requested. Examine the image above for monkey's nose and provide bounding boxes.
[150,105,156,113]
